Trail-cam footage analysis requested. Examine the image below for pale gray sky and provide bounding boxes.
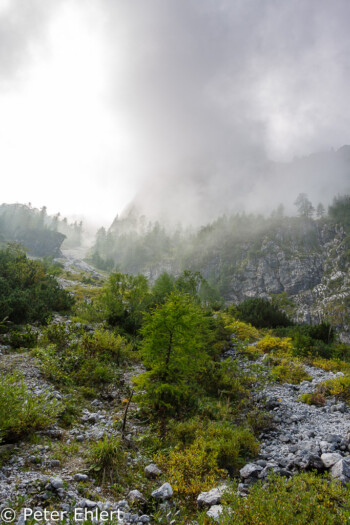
[1,0,350,225]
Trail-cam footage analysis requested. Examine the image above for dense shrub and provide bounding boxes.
[246,408,275,435]
[274,323,336,357]
[318,375,350,402]
[308,322,335,344]
[236,297,292,328]
[99,272,151,334]
[333,343,350,361]
[156,436,224,501]
[224,315,260,342]
[4,326,38,349]
[255,335,292,355]
[201,358,257,412]
[0,246,73,324]
[40,321,81,348]
[157,423,258,501]
[310,357,350,374]
[81,329,129,366]
[204,423,259,475]
[298,392,326,406]
[268,357,312,384]
[204,472,350,524]
[0,373,62,443]
[34,325,129,388]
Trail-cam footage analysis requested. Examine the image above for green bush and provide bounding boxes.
[156,423,258,503]
[269,357,312,384]
[318,375,350,402]
[86,435,126,484]
[333,343,350,361]
[40,321,83,348]
[202,472,350,524]
[34,343,82,385]
[204,423,259,475]
[34,328,128,389]
[236,297,292,328]
[0,373,62,443]
[298,392,326,406]
[170,419,202,446]
[80,329,129,366]
[4,326,38,349]
[156,435,224,502]
[99,272,151,334]
[168,420,259,476]
[246,408,275,435]
[202,358,256,410]
[274,324,336,358]
[76,359,116,386]
[0,245,74,324]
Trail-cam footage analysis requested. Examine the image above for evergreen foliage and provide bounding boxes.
[0,245,74,324]
[99,272,151,334]
[236,297,292,328]
[328,194,350,230]
[294,193,315,218]
[134,292,211,420]
[0,203,83,254]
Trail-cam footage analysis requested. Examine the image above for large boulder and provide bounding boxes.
[240,463,263,479]
[197,486,227,508]
[151,483,173,500]
[330,458,350,484]
[144,464,162,479]
[321,453,343,469]
[294,453,324,471]
[128,490,146,504]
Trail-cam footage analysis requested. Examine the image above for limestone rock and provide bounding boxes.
[321,453,343,469]
[50,477,63,490]
[151,483,173,500]
[207,505,223,522]
[145,464,162,479]
[240,463,263,479]
[330,458,350,484]
[197,486,227,508]
[128,489,146,504]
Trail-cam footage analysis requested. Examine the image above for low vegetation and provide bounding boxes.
[0,372,62,443]
[33,323,131,395]
[200,472,350,524]
[86,435,127,485]
[317,375,350,403]
[298,392,326,406]
[1,243,350,521]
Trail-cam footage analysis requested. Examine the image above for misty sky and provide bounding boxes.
[1,0,350,226]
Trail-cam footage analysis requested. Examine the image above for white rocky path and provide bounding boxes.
[197,359,350,519]
[251,363,350,481]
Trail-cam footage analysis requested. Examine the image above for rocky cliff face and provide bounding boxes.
[16,228,66,257]
[134,221,350,340]
[196,222,350,342]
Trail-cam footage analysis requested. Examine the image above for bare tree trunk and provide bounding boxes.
[122,390,134,439]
